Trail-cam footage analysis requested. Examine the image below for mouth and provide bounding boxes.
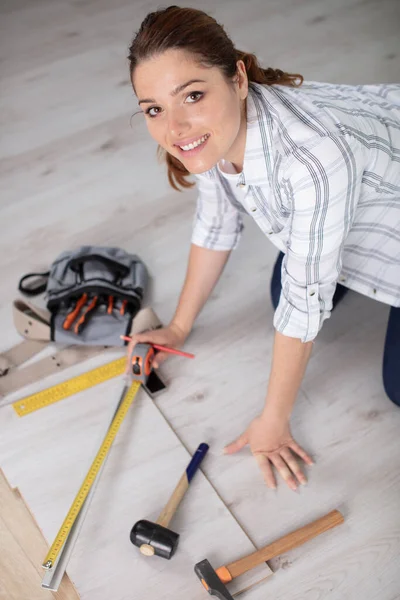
[174,133,210,157]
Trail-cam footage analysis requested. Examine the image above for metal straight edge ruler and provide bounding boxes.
[42,379,141,589]
[13,357,126,416]
[42,452,106,591]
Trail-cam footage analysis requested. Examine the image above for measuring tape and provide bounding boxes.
[42,380,141,569]
[13,357,126,417]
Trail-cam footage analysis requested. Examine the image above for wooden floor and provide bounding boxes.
[1,1,400,599]
[0,469,79,600]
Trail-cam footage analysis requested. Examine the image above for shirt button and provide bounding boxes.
[340,276,346,282]
[268,231,273,235]
[238,183,246,189]
[309,290,316,296]
[250,207,257,212]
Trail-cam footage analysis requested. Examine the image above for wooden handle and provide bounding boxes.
[156,443,208,529]
[156,474,189,529]
[218,510,344,583]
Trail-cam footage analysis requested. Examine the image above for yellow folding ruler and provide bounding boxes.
[42,379,141,572]
[13,357,126,416]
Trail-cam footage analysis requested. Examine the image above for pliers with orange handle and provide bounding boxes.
[62,293,99,334]
[62,294,88,331]
[107,297,128,315]
[74,296,98,334]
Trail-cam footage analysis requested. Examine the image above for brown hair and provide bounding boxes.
[128,6,303,191]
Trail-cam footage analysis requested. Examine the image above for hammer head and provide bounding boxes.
[130,519,179,560]
[194,559,234,600]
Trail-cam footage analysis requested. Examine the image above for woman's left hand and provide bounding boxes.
[223,412,314,491]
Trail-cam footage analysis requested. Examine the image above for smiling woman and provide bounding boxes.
[128,5,302,189]
[125,6,400,493]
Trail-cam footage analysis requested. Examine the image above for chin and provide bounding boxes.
[180,157,219,175]
[186,164,214,175]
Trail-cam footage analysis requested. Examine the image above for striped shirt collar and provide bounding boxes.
[238,83,273,188]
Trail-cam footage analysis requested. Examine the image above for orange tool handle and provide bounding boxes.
[107,296,114,314]
[120,335,195,359]
[74,296,98,334]
[120,299,128,315]
[63,293,88,330]
[216,509,344,584]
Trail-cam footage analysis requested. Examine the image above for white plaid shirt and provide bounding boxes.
[191,82,400,342]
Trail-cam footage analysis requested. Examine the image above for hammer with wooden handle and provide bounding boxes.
[130,442,209,559]
[194,509,344,599]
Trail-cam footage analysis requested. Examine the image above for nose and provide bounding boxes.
[167,107,190,140]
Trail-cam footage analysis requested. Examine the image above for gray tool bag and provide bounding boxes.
[18,246,148,347]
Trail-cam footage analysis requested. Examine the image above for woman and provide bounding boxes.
[126,6,400,491]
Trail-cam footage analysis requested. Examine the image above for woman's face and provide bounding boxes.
[132,49,248,174]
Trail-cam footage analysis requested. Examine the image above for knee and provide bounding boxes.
[382,306,400,407]
[270,252,284,311]
[383,368,400,407]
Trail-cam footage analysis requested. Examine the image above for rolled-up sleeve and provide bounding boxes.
[273,134,365,342]
[191,170,244,251]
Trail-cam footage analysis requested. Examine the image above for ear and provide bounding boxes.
[236,60,249,100]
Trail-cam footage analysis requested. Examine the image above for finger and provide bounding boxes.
[152,351,169,369]
[288,441,314,466]
[133,332,154,344]
[280,447,307,485]
[254,454,277,489]
[269,453,298,491]
[125,332,159,346]
[223,432,249,455]
[122,334,138,347]
[126,335,155,359]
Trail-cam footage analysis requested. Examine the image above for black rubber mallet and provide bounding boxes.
[194,509,344,599]
[130,442,209,559]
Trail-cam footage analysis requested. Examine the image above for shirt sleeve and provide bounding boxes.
[191,170,244,251]
[273,134,365,342]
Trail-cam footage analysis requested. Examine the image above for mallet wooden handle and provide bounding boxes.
[157,443,209,529]
[157,472,188,528]
[216,509,344,583]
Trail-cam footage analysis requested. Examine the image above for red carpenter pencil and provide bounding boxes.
[120,336,195,359]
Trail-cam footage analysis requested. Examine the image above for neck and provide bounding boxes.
[223,102,247,173]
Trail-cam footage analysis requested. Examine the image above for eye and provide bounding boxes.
[145,106,162,118]
[185,91,204,104]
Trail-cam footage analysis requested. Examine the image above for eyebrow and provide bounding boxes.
[138,79,206,105]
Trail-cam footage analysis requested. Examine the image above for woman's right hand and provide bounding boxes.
[125,322,189,371]
[224,409,313,490]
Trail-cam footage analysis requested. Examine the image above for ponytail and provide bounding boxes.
[236,50,303,87]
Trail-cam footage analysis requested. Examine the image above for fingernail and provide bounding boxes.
[300,479,307,486]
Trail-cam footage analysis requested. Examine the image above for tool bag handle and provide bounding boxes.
[18,271,50,296]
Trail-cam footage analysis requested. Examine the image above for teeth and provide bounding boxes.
[180,134,209,151]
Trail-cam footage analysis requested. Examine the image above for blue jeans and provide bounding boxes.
[270,252,400,407]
